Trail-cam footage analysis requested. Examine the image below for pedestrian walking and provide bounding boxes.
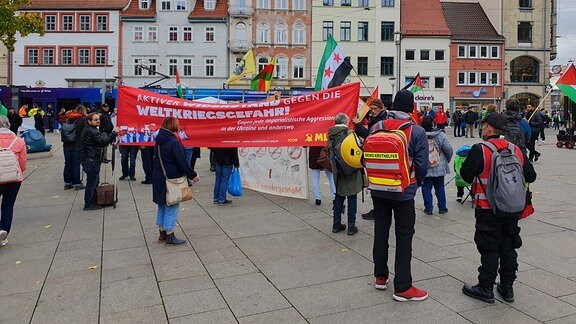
[526,104,542,162]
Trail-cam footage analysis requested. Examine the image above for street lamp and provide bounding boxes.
[394,31,402,93]
[491,76,498,106]
[388,77,396,97]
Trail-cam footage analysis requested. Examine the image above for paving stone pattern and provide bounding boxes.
[1,133,575,323]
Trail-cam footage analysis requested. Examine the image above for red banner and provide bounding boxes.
[116,83,360,147]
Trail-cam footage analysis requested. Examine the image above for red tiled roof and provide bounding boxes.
[21,0,130,10]
[188,0,227,20]
[441,2,504,42]
[401,0,451,37]
[122,0,156,18]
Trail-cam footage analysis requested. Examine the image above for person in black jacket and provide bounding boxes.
[34,108,45,136]
[46,103,55,133]
[81,112,117,211]
[352,99,388,220]
[153,117,199,245]
[7,107,22,134]
[99,104,114,134]
[526,104,542,162]
[212,147,239,205]
[62,105,87,190]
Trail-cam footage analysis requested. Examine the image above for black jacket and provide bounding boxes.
[8,112,22,134]
[460,135,537,185]
[354,111,387,139]
[81,125,116,163]
[527,110,543,132]
[212,148,240,167]
[99,110,114,134]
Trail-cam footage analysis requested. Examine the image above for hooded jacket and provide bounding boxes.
[425,129,453,177]
[327,125,365,197]
[152,128,198,205]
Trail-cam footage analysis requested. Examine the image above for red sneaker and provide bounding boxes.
[374,277,388,290]
[393,286,428,302]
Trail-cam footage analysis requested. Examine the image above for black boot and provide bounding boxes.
[361,210,375,220]
[158,230,167,242]
[497,283,514,303]
[332,223,346,233]
[347,223,358,236]
[165,232,186,245]
[462,284,494,303]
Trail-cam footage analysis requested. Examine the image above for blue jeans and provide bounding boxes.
[119,146,138,178]
[333,194,357,224]
[156,204,180,231]
[0,182,22,233]
[63,146,82,185]
[311,169,336,200]
[82,161,101,207]
[213,163,233,203]
[184,147,193,165]
[422,176,447,212]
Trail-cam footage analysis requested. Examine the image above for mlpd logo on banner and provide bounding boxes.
[305,133,328,143]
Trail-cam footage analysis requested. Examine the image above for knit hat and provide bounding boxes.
[392,90,414,113]
[482,113,507,132]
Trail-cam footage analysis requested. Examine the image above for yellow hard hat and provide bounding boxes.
[340,132,364,168]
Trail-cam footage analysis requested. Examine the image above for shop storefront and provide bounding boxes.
[450,87,501,113]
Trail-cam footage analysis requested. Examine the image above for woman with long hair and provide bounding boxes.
[152,117,199,245]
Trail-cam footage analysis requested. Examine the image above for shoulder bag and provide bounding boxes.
[158,144,192,206]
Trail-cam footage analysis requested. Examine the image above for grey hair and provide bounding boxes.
[334,113,349,125]
[0,115,10,129]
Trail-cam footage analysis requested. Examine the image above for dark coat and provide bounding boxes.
[212,148,239,167]
[354,110,387,139]
[308,146,323,170]
[63,115,86,148]
[99,110,114,134]
[8,112,22,134]
[152,128,198,205]
[327,125,365,196]
[81,125,116,162]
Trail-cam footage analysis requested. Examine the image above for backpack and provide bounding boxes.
[331,131,361,176]
[427,137,440,168]
[0,137,23,184]
[363,119,413,193]
[60,122,76,144]
[504,115,526,149]
[481,141,526,218]
[454,145,471,187]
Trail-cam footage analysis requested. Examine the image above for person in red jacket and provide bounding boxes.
[434,106,448,130]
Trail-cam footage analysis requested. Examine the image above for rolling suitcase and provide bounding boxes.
[96,143,118,208]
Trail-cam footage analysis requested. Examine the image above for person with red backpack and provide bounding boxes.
[460,113,536,304]
[364,89,429,301]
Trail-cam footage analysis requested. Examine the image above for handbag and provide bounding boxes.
[158,144,193,206]
[520,187,534,219]
[316,147,332,172]
[228,168,243,197]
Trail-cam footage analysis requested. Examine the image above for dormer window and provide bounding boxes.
[139,0,150,9]
[205,0,216,10]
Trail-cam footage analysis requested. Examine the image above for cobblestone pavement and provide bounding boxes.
[1,131,575,323]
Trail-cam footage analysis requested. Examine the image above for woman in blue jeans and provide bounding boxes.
[211,148,239,205]
[153,117,199,245]
[421,116,453,215]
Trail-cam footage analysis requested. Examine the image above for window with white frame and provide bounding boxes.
[359,0,369,7]
[134,58,143,75]
[205,58,215,76]
[257,22,270,43]
[258,57,269,72]
[80,15,90,31]
[342,0,351,6]
[134,26,144,41]
[183,58,192,76]
[45,15,56,31]
[480,72,488,85]
[468,72,477,85]
[275,56,288,78]
[257,0,270,9]
[434,77,444,89]
[458,72,466,85]
[293,0,305,10]
[147,58,157,75]
[205,0,215,10]
[293,57,304,79]
[435,49,444,60]
[235,22,246,42]
[97,15,107,31]
[420,50,430,60]
[293,23,305,44]
[480,46,488,58]
[161,0,172,10]
[469,46,477,58]
[490,72,499,85]
[61,48,73,65]
[458,45,466,57]
[169,26,178,41]
[62,15,73,31]
[275,0,287,9]
[322,21,333,41]
[341,21,351,41]
[43,48,54,65]
[182,26,193,42]
[176,0,187,10]
[205,27,215,42]
[148,26,158,41]
[491,46,499,58]
[275,23,287,44]
[168,58,178,76]
[381,0,394,6]
[95,49,107,65]
[139,0,150,9]
[358,22,368,41]
[27,48,39,64]
[79,49,90,65]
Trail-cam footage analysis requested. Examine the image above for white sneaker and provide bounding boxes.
[1,239,7,247]
[0,230,7,242]
[542,140,546,143]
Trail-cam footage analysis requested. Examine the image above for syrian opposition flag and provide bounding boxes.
[175,68,184,99]
[251,57,277,92]
[402,73,423,94]
[315,35,353,91]
[556,64,576,104]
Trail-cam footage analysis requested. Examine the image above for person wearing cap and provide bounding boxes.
[370,89,430,302]
[460,113,536,304]
[352,98,388,221]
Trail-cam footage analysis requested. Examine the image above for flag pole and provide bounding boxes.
[526,85,555,122]
[350,66,374,97]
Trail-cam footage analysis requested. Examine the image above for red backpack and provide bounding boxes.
[363,119,414,193]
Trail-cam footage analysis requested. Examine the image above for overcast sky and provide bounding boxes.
[552,0,576,65]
